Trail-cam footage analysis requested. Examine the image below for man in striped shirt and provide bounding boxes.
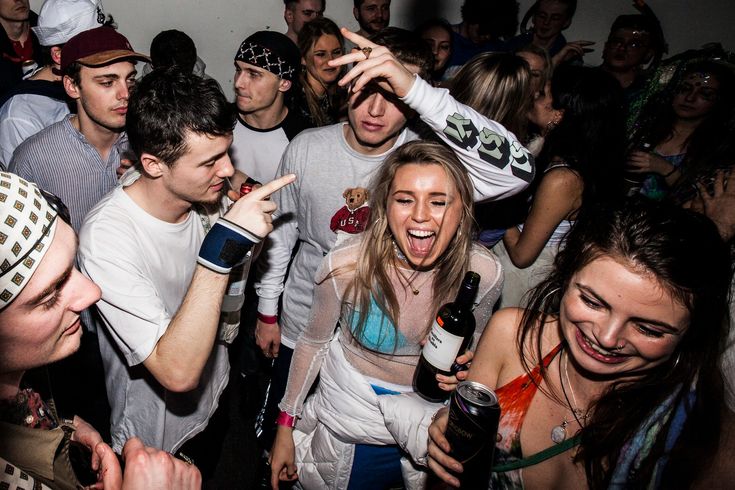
[9,26,147,232]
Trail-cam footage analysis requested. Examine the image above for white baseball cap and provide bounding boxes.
[32,0,106,47]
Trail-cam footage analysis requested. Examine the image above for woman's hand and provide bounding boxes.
[328,28,417,98]
[70,416,104,472]
[626,150,674,176]
[269,425,298,489]
[436,350,474,391]
[427,407,463,487]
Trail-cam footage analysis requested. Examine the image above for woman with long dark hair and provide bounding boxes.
[294,17,346,126]
[428,197,733,488]
[627,60,735,200]
[493,65,625,308]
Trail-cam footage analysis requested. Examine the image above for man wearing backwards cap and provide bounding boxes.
[9,26,147,233]
[0,171,201,489]
[78,68,295,480]
[0,0,106,167]
[230,30,309,184]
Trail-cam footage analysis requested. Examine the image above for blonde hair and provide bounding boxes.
[450,52,533,140]
[346,140,476,341]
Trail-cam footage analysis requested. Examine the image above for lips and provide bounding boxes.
[361,120,384,132]
[210,181,224,191]
[113,106,128,115]
[575,328,628,364]
[64,317,82,336]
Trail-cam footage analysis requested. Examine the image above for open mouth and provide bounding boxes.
[575,328,628,364]
[406,229,436,257]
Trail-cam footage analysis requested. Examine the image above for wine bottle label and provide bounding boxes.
[423,319,464,371]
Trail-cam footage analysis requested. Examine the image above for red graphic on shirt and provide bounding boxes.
[330,187,371,236]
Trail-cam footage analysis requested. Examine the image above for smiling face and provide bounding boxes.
[65,61,137,133]
[559,255,690,378]
[158,130,234,206]
[387,163,463,269]
[672,72,720,121]
[0,221,101,377]
[304,34,343,87]
[421,25,451,73]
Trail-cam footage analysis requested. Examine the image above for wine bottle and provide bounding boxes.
[414,271,480,402]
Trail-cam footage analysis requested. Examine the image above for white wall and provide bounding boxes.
[30,0,735,96]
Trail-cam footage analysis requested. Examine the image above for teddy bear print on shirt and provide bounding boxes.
[330,187,371,246]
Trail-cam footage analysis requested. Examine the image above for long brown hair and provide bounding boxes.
[347,141,476,341]
[519,197,730,488]
[297,17,344,126]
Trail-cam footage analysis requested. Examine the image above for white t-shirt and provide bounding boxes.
[78,179,230,453]
[229,111,308,183]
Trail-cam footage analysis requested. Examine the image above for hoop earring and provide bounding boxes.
[542,286,561,305]
[672,351,681,370]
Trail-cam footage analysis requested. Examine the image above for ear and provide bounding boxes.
[343,188,352,198]
[139,152,166,178]
[562,17,572,30]
[63,75,80,100]
[353,6,359,22]
[285,7,294,25]
[50,46,62,66]
[364,189,369,199]
[278,78,292,93]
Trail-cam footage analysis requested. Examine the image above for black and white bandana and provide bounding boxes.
[235,31,300,81]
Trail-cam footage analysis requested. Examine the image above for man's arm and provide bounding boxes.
[143,174,295,391]
[80,175,294,392]
[141,266,228,391]
[253,144,303,357]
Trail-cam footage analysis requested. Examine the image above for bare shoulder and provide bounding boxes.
[539,165,583,194]
[468,307,525,390]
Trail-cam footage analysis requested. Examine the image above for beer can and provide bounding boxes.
[445,381,500,486]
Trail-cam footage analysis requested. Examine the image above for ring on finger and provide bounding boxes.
[361,46,372,60]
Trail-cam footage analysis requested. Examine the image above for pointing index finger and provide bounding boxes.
[244,173,296,201]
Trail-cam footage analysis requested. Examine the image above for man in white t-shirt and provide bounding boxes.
[230,30,309,183]
[77,68,294,480]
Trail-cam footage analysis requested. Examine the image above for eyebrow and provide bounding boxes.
[575,283,682,333]
[393,190,449,197]
[197,149,229,166]
[27,264,74,306]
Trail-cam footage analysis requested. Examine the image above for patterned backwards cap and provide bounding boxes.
[235,31,301,82]
[0,172,58,310]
